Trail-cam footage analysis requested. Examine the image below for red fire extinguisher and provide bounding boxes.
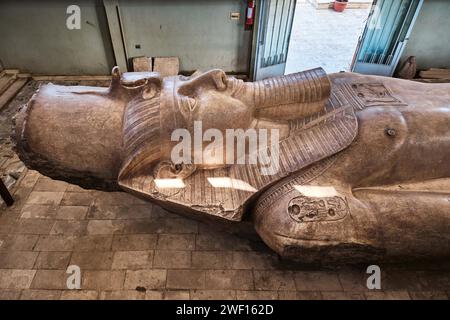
[245,0,255,28]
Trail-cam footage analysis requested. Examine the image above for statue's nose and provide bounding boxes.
[178,69,228,96]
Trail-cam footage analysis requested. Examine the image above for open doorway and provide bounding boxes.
[285,0,373,74]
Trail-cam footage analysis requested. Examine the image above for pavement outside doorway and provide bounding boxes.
[286,1,372,74]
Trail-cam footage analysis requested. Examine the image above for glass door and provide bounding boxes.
[352,0,423,76]
[253,0,296,80]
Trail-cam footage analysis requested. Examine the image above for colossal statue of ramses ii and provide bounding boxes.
[13,66,450,263]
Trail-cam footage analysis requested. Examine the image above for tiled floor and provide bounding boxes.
[1,81,450,300]
[286,2,371,74]
[1,170,450,300]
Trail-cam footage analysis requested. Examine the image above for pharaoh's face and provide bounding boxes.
[172,69,255,132]
[151,70,258,172]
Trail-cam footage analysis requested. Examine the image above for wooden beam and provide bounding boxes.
[419,68,450,79]
[103,0,128,72]
[0,73,17,95]
[0,77,28,111]
[32,75,112,81]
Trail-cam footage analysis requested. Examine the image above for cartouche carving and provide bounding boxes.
[13,66,450,263]
[287,195,349,223]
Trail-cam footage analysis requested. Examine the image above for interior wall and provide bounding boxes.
[399,0,450,70]
[118,0,252,73]
[0,0,115,75]
[0,0,252,75]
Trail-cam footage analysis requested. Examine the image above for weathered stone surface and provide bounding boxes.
[153,56,179,77]
[132,56,152,72]
[124,270,166,290]
[11,66,450,264]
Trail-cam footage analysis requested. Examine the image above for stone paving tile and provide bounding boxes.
[70,251,114,270]
[162,218,198,234]
[61,192,94,206]
[0,269,36,289]
[82,271,126,290]
[337,268,371,292]
[93,191,138,207]
[86,220,128,235]
[408,291,449,300]
[33,178,68,192]
[31,270,67,290]
[99,290,145,300]
[112,251,153,270]
[254,270,295,291]
[60,290,99,300]
[124,270,167,290]
[10,219,55,235]
[205,270,254,291]
[112,234,157,251]
[190,290,236,300]
[50,220,88,236]
[153,250,191,269]
[321,291,366,300]
[20,204,58,219]
[73,235,113,252]
[0,251,39,269]
[34,252,72,270]
[19,170,40,189]
[192,251,233,269]
[294,271,343,291]
[20,289,62,300]
[163,290,190,300]
[232,251,279,270]
[195,232,255,251]
[167,269,206,290]
[34,235,76,251]
[55,206,89,220]
[236,290,279,300]
[0,234,39,251]
[157,234,196,250]
[365,290,411,300]
[87,204,153,220]
[278,291,323,300]
[0,289,21,299]
[26,191,64,206]
[145,290,164,300]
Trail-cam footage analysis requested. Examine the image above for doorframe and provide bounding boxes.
[251,0,297,80]
[351,0,424,76]
[249,0,263,81]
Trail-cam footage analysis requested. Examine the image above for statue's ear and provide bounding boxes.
[142,78,162,99]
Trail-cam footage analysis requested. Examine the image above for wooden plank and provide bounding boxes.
[3,69,19,75]
[413,78,450,83]
[0,77,28,111]
[419,68,450,79]
[32,75,111,81]
[0,73,17,95]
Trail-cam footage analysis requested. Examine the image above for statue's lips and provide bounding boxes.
[13,83,126,189]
